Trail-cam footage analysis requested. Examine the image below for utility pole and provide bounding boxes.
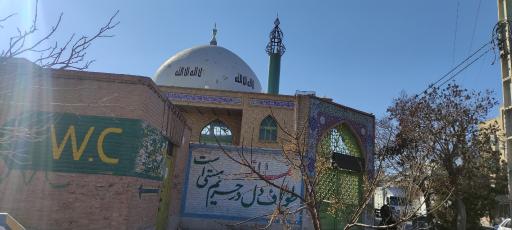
[497,0,512,216]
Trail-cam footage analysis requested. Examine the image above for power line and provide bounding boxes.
[437,48,491,88]
[452,0,461,66]
[428,41,490,88]
[417,40,492,97]
[468,0,482,54]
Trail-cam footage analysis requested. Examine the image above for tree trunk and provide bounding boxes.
[424,193,434,226]
[456,197,467,230]
[308,205,321,230]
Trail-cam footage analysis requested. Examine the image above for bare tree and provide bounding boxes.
[0,0,119,70]
[376,115,442,228]
[387,84,502,229]
[215,119,321,229]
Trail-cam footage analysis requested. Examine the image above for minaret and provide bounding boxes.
[266,17,285,94]
[210,23,218,46]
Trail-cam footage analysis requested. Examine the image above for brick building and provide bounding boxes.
[0,58,190,230]
[0,20,374,229]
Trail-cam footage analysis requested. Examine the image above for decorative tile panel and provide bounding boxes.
[307,98,375,175]
[166,92,242,105]
[306,98,375,227]
[249,98,295,109]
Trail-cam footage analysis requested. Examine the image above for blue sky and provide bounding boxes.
[0,0,502,118]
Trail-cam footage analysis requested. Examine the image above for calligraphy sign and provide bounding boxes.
[181,144,303,224]
[175,66,203,77]
[0,112,168,180]
[234,73,255,89]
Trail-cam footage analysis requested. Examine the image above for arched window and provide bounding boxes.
[259,116,277,142]
[317,123,363,229]
[200,120,232,145]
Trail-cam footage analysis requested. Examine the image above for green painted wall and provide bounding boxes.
[0,112,168,180]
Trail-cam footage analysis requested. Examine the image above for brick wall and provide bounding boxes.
[0,170,161,230]
[179,109,242,145]
[160,86,298,149]
[0,58,190,230]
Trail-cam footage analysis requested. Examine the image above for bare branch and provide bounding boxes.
[0,13,16,28]
[214,135,305,202]
[1,0,119,70]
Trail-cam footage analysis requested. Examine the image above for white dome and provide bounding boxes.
[154,45,262,93]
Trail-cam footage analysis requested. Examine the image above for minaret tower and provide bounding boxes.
[266,17,285,94]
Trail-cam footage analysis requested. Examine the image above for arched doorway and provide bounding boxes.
[317,123,364,229]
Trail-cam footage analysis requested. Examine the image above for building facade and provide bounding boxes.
[0,21,375,230]
[481,114,510,222]
[161,85,375,229]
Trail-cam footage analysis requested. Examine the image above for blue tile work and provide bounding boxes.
[307,98,375,175]
[166,92,242,105]
[249,98,295,109]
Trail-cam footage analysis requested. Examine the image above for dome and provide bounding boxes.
[154,45,262,93]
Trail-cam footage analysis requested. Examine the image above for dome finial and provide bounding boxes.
[210,23,218,46]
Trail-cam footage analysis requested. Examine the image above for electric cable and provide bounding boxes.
[417,40,492,97]
[437,47,491,88]
[452,0,461,66]
[468,0,483,54]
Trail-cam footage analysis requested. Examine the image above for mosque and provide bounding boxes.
[0,18,374,230]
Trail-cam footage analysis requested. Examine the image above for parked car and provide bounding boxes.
[495,218,512,230]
